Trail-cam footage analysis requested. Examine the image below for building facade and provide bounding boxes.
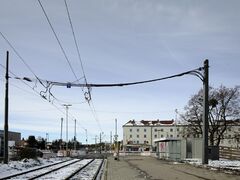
[0,130,21,157]
[123,119,180,151]
[122,119,240,152]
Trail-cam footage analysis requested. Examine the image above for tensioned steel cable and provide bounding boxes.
[0,31,46,88]
[64,0,102,131]
[37,0,79,82]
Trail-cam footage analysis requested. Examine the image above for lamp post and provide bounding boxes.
[63,104,71,152]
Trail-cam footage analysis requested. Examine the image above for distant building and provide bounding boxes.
[123,119,177,152]
[122,119,240,152]
[0,130,21,157]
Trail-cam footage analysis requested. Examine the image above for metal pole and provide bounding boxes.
[202,59,209,164]
[100,132,102,154]
[45,133,48,149]
[4,51,9,164]
[63,104,71,152]
[60,117,63,150]
[95,135,97,152]
[66,106,69,151]
[115,118,119,160]
[60,118,63,140]
[110,131,112,152]
[74,119,76,151]
[85,129,88,145]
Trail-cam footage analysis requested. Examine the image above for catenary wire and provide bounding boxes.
[64,0,102,131]
[64,0,87,84]
[0,32,46,88]
[0,63,86,129]
[18,66,204,88]
[37,0,79,81]
[37,0,93,130]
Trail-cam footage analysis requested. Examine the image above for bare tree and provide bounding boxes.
[180,85,240,146]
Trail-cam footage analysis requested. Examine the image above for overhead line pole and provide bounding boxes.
[63,104,71,153]
[60,117,63,150]
[4,51,9,164]
[74,119,77,151]
[202,60,209,164]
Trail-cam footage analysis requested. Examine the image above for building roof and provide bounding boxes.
[123,119,175,126]
[153,137,181,142]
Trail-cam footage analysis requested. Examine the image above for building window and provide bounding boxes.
[130,135,132,138]
[177,135,179,137]
[161,135,164,138]
[161,129,164,132]
[137,129,139,132]
[137,135,139,138]
[144,129,147,132]
[170,134,173,137]
[137,140,139,144]
[154,134,157,138]
[170,128,173,132]
[144,134,147,138]
[177,128,179,132]
[130,129,132,132]
[154,129,157,132]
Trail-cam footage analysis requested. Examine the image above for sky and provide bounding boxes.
[0,0,240,144]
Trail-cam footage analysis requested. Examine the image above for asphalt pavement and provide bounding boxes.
[104,155,240,180]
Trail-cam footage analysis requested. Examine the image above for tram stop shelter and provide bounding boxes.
[154,137,181,161]
[154,138,219,162]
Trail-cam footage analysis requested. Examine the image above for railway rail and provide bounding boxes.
[1,158,105,180]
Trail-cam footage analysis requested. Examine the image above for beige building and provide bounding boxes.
[123,119,180,151]
[122,119,240,152]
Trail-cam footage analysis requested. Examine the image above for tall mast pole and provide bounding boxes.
[63,104,71,152]
[202,60,209,164]
[74,119,76,151]
[4,51,9,164]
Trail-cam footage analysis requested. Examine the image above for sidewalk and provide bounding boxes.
[103,155,240,180]
[104,156,145,180]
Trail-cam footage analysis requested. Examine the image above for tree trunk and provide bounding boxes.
[209,133,214,146]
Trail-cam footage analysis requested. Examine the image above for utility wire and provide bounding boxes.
[64,0,102,132]
[64,0,87,84]
[18,67,204,88]
[37,0,79,81]
[88,101,102,132]
[0,31,46,88]
[0,63,82,127]
[0,63,65,115]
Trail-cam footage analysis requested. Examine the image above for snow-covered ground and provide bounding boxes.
[1,157,239,179]
[0,157,70,178]
[0,158,103,180]
[184,158,240,172]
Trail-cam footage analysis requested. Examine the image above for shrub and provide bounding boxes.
[18,148,42,160]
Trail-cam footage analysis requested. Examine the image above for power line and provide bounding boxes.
[88,101,103,132]
[1,63,88,133]
[70,107,175,114]
[0,31,45,88]
[64,0,87,84]
[0,63,75,124]
[39,0,102,133]
[18,66,204,88]
[37,0,79,81]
